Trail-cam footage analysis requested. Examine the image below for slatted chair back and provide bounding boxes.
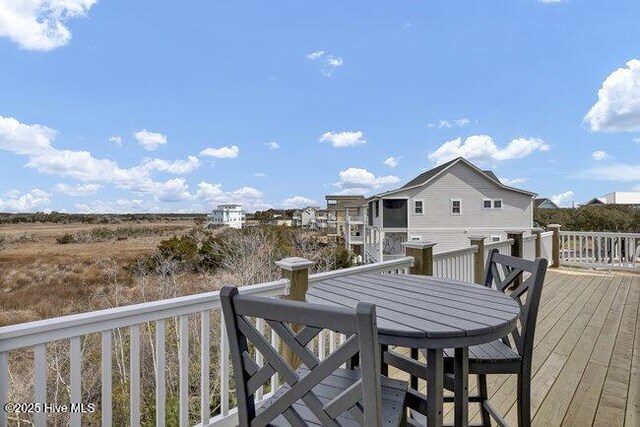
[220,286,383,427]
[483,249,548,364]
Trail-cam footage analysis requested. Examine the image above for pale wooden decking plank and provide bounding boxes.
[457,272,602,424]
[387,271,639,427]
[561,274,633,426]
[626,288,640,427]
[531,274,622,426]
[592,274,639,427]
[494,273,613,425]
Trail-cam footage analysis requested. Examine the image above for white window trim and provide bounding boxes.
[493,199,503,209]
[414,199,425,215]
[482,198,493,210]
[450,199,462,216]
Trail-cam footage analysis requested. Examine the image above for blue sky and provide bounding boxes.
[1,0,639,213]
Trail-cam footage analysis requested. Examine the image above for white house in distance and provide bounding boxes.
[363,157,536,262]
[583,192,640,207]
[205,204,245,229]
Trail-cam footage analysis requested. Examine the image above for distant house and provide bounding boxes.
[205,204,245,229]
[324,195,366,257]
[535,198,559,209]
[583,192,640,207]
[291,206,326,230]
[363,157,536,261]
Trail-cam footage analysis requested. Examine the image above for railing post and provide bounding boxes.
[532,228,543,258]
[507,230,525,288]
[548,224,562,268]
[276,257,315,368]
[402,241,436,276]
[469,236,486,285]
[506,230,525,259]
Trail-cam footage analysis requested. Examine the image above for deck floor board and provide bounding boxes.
[389,269,640,426]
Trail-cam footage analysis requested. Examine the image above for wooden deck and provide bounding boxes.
[388,268,640,426]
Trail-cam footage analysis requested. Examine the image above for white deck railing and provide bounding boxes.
[0,280,290,427]
[540,231,554,266]
[484,238,514,265]
[522,234,537,261]
[559,231,640,270]
[433,246,478,282]
[0,256,414,427]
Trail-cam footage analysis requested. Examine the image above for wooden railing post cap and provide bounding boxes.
[505,229,527,234]
[401,241,437,250]
[468,235,487,241]
[276,257,315,271]
[547,224,562,230]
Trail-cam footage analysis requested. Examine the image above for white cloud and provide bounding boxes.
[587,163,640,181]
[307,50,343,77]
[263,141,280,150]
[319,131,366,148]
[134,129,167,151]
[0,189,51,212]
[254,172,267,178]
[0,115,55,155]
[200,145,240,159]
[402,22,413,29]
[592,150,609,161]
[75,198,146,214]
[585,59,640,132]
[306,50,325,60]
[140,156,200,174]
[195,182,271,212]
[282,196,317,209]
[633,137,640,144]
[428,135,550,165]
[109,136,122,146]
[499,177,528,186]
[0,0,97,51]
[383,157,400,168]
[150,178,191,202]
[539,0,563,3]
[55,183,102,196]
[551,191,574,208]
[336,168,400,190]
[427,118,471,129]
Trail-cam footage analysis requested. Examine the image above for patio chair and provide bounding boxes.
[384,250,548,427]
[220,286,408,426]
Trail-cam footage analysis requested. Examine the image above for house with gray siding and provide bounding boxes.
[363,157,536,262]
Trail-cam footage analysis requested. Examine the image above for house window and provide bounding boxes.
[493,199,503,209]
[451,199,461,215]
[491,235,501,242]
[375,200,380,217]
[482,199,492,209]
[414,200,424,214]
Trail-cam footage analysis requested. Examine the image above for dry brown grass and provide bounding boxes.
[0,220,195,326]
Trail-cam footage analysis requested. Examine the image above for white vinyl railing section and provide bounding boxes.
[559,231,640,271]
[484,238,514,265]
[433,246,478,282]
[539,231,554,266]
[522,235,537,261]
[0,257,414,427]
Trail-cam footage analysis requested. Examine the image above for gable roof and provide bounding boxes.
[375,157,536,198]
[535,198,559,209]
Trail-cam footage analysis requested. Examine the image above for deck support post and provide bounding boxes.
[532,228,544,258]
[276,257,315,368]
[402,241,436,276]
[469,236,487,285]
[507,230,526,288]
[548,224,562,268]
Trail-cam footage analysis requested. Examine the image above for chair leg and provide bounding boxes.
[517,373,531,427]
[478,374,491,427]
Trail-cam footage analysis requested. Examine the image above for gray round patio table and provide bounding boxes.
[306,272,521,427]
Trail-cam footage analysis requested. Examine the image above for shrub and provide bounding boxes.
[56,233,74,244]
